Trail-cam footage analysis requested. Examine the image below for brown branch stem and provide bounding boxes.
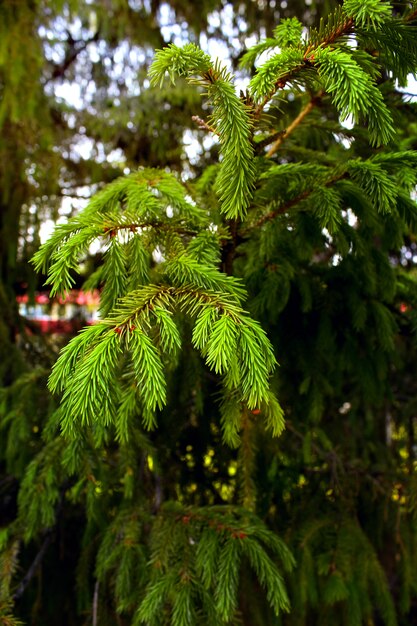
[103,221,198,237]
[243,171,348,232]
[406,7,417,22]
[266,97,318,158]
[13,532,53,601]
[253,64,306,120]
[92,580,99,626]
[192,115,219,136]
[240,410,256,512]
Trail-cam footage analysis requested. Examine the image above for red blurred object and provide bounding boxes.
[17,289,100,334]
[37,320,75,333]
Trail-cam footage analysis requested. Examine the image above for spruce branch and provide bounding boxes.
[48,281,278,435]
[20,3,417,624]
[239,38,282,71]
[312,47,394,145]
[250,50,308,112]
[0,539,20,606]
[149,45,255,219]
[250,10,355,117]
[246,171,348,230]
[307,6,355,50]
[248,5,400,146]
[246,150,414,229]
[343,0,392,31]
[12,482,68,601]
[137,503,294,623]
[408,6,417,22]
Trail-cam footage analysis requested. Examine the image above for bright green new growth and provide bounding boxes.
[343,0,392,30]
[150,44,255,219]
[240,1,410,147]
[34,167,280,440]
[48,282,278,436]
[273,17,303,47]
[313,47,394,146]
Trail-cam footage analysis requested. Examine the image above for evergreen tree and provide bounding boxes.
[2,0,417,624]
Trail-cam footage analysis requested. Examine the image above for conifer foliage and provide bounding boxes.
[2,0,417,624]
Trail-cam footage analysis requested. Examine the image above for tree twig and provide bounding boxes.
[45,32,100,84]
[13,486,68,602]
[13,532,53,601]
[92,580,99,626]
[243,171,348,232]
[192,115,219,136]
[266,96,320,157]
